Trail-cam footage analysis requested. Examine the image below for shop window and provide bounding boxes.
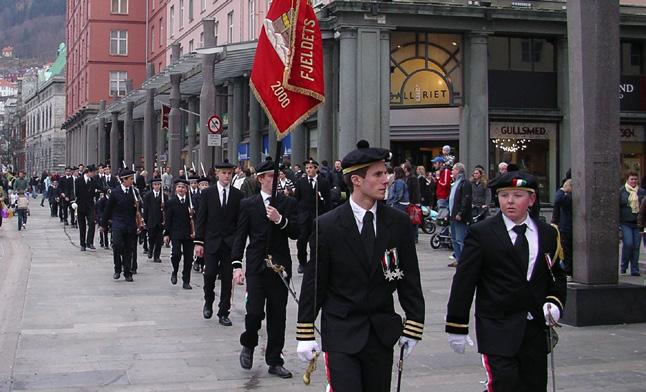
[390,32,462,107]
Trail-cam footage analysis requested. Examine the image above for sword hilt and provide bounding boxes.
[302,351,319,385]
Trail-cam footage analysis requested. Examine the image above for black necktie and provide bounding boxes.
[310,178,315,189]
[126,188,130,195]
[513,224,529,277]
[222,188,227,206]
[361,211,375,263]
[180,198,185,205]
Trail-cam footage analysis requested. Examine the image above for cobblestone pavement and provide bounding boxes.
[1,205,645,391]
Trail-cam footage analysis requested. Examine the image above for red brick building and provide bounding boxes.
[64,0,147,163]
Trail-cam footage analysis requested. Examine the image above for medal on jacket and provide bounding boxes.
[381,248,404,281]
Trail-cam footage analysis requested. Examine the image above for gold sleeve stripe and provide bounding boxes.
[446,322,468,328]
[193,240,204,245]
[297,323,315,328]
[546,296,564,309]
[297,328,314,333]
[297,334,316,339]
[403,331,423,339]
[405,320,424,328]
[404,325,424,333]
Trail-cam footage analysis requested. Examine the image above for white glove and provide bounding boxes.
[297,340,320,363]
[398,336,418,359]
[543,303,561,326]
[448,333,474,354]
[71,202,78,210]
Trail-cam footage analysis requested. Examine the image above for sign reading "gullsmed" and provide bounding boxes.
[489,122,556,140]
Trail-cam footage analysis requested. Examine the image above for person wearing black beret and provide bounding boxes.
[294,157,332,274]
[194,160,243,325]
[231,158,300,378]
[143,177,166,263]
[445,171,566,392]
[163,178,194,289]
[296,140,425,392]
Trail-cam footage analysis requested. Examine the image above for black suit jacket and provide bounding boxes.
[194,185,243,254]
[103,187,137,233]
[74,176,98,214]
[294,175,332,222]
[446,212,567,357]
[59,176,74,200]
[164,196,192,240]
[143,190,166,228]
[231,193,299,276]
[297,202,425,353]
[102,175,119,191]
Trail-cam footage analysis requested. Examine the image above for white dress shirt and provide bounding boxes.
[349,195,378,235]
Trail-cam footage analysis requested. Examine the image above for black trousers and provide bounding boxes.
[78,208,95,247]
[240,269,288,366]
[170,239,193,283]
[203,245,233,317]
[59,200,68,222]
[112,228,136,277]
[560,230,573,276]
[147,225,163,259]
[50,201,58,217]
[482,321,548,392]
[296,216,313,266]
[325,328,394,392]
[100,226,110,247]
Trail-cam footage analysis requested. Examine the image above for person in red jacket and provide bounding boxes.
[433,156,451,209]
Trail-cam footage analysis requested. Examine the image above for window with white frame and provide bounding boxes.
[189,39,194,53]
[150,26,155,54]
[111,0,128,14]
[214,21,219,46]
[110,30,128,55]
[200,32,204,48]
[169,6,174,36]
[248,0,256,39]
[200,0,205,11]
[227,11,234,44]
[179,0,184,29]
[189,0,194,21]
[109,71,128,96]
[159,18,164,46]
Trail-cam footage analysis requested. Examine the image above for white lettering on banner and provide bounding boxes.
[620,125,646,142]
[489,122,556,140]
[620,83,635,100]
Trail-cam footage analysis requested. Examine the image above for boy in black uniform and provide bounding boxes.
[95,190,110,249]
[48,180,61,217]
[164,179,194,289]
[194,163,243,326]
[231,159,299,378]
[296,140,425,392]
[445,172,566,392]
[192,176,211,272]
[143,177,165,263]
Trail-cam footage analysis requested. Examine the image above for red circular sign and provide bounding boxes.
[207,115,222,134]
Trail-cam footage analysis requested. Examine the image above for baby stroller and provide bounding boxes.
[421,206,438,234]
[430,207,452,249]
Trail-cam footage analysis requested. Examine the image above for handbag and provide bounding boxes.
[407,204,423,225]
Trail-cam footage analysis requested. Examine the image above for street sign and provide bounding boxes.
[208,134,222,147]
[207,115,222,134]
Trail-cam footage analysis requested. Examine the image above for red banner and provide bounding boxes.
[250,0,325,140]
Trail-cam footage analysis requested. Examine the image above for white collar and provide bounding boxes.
[349,195,378,228]
[502,212,536,234]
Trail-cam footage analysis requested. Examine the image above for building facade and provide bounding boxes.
[64,0,646,204]
[148,0,169,75]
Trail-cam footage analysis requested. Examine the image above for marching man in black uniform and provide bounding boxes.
[75,164,99,251]
[143,177,165,263]
[59,167,72,224]
[296,141,425,392]
[231,159,299,378]
[164,179,194,289]
[445,171,566,392]
[102,169,139,282]
[294,158,332,274]
[192,176,212,272]
[194,162,243,326]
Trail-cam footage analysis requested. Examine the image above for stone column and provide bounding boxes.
[134,120,143,168]
[230,77,244,165]
[97,100,106,164]
[187,96,198,166]
[110,111,120,168]
[338,28,357,158]
[317,36,334,163]
[86,121,97,165]
[124,101,134,167]
[143,88,156,173]
[568,0,620,285]
[168,73,183,176]
[460,32,489,171]
[199,18,217,169]
[248,91,261,167]
[557,38,571,181]
[291,124,306,165]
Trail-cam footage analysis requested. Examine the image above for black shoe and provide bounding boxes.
[64,222,69,226]
[148,252,153,259]
[113,272,121,280]
[219,316,232,326]
[203,304,213,319]
[297,265,304,274]
[80,247,86,251]
[125,275,134,282]
[268,365,292,379]
[240,347,254,369]
[182,282,192,289]
[153,258,162,263]
[631,272,641,276]
[171,273,178,285]
[88,245,96,250]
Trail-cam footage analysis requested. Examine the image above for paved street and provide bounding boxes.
[1,204,646,392]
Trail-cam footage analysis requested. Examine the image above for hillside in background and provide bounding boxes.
[0,0,67,62]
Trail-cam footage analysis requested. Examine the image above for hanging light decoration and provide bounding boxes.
[492,138,531,153]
